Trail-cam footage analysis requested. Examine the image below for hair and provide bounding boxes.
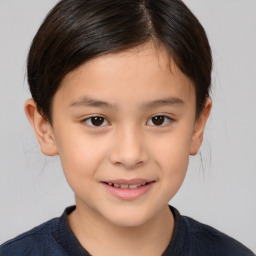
[27,0,212,123]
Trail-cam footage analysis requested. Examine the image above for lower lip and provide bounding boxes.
[102,182,154,200]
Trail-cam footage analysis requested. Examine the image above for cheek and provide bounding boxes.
[156,137,191,200]
[54,129,109,183]
[152,130,192,165]
[149,126,193,182]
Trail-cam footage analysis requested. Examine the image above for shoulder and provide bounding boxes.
[0,217,66,256]
[183,215,255,256]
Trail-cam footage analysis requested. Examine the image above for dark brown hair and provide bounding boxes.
[27,0,212,122]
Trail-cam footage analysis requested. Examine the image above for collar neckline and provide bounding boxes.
[56,205,189,256]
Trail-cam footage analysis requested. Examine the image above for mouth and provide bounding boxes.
[103,181,153,189]
[101,179,155,200]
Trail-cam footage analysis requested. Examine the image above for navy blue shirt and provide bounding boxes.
[0,206,254,255]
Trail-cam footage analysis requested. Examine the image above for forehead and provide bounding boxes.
[56,43,195,108]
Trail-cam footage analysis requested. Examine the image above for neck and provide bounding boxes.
[68,200,174,256]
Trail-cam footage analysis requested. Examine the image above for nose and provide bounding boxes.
[108,126,148,169]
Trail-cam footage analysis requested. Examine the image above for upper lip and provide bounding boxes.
[102,179,154,185]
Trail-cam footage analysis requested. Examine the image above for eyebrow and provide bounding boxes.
[69,97,114,108]
[69,96,184,109]
[141,97,184,109]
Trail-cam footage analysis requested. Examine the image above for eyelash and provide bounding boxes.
[146,115,173,127]
[82,115,173,127]
[82,116,110,127]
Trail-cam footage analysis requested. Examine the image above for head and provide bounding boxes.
[25,0,212,226]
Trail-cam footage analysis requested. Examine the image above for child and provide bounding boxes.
[0,0,254,255]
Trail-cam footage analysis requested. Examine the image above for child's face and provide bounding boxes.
[35,43,209,227]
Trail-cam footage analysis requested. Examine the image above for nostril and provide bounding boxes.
[108,139,148,168]
[113,160,144,169]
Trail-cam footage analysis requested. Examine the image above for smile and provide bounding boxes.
[101,180,155,200]
[105,182,149,189]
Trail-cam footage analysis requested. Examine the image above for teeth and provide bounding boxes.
[107,182,149,189]
[129,184,138,189]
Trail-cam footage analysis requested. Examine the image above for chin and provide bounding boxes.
[105,209,152,228]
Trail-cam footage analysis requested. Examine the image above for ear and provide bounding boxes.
[24,99,58,156]
[189,97,212,156]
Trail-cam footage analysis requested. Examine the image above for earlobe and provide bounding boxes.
[24,99,58,156]
[189,97,212,156]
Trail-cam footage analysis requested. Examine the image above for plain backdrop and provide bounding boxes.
[0,0,255,253]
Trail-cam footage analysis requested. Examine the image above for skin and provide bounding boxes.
[25,43,211,256]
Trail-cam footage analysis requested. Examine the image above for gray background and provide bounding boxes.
[0,0,255,252]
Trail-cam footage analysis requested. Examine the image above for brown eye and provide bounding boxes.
[84,116,109,127]
[91,117,104,126]
[147,115,172,126]
[152,116,165,126]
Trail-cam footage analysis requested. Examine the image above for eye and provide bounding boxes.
[83,116,110,127]
[147,115,172,126]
